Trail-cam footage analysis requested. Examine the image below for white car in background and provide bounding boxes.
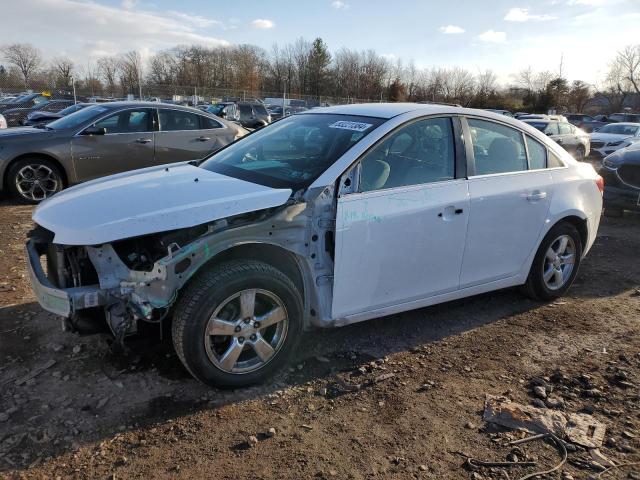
[589,122,640,157]
[26,104,603,388]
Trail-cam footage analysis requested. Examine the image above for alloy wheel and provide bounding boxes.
[542,234,576,290]
[204,288,289,374]
[15,164,60,201]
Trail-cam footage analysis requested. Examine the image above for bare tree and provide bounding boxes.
[1,43,42,88]
[97,56,121,96]
[611,44,640,94]
[51,57,74,89]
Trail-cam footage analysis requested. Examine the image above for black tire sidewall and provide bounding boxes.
[178,263,303,388]
[7,158,64,204]
[528,223,583,300]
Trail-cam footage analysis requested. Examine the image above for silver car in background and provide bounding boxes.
[0,102,247,203]
[522,119,590,160]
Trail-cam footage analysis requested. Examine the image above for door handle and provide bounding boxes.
[135,138,152,144]
[196,136,211,142]
[438,206,464,218]
[526,191,547,202]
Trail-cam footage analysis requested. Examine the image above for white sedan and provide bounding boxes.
[27,104,603,387]
[589,122,640,157]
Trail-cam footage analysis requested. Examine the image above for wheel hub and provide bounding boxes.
[204,288,289,374]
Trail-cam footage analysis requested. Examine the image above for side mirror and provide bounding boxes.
[83,125,106,136]
[546,131,554,136]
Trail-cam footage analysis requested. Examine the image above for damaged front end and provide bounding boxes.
[25,199,324,347]
[26,214,258,343]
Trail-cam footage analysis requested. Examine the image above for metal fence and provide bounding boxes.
[0,78,377,107]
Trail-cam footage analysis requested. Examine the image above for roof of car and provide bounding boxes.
[306,102,484,119]
[87,101,200,110]
[522,119,553,123]
[607,122,640,127]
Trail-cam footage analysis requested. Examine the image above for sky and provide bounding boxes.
[1,0,639,85]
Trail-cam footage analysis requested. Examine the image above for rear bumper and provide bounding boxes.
[26,240,108,317]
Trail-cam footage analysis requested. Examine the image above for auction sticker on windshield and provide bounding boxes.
[329,121,373,132]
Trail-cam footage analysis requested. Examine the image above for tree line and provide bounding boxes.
[1,39,639,113]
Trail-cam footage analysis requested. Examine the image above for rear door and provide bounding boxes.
[460,118,553,287]
[154,108,230,163]
[332,116,470,318]
[71,108,155,181]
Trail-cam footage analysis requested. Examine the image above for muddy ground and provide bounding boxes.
[1,198,639,480]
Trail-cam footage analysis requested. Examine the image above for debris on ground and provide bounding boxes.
[483,395,606,448]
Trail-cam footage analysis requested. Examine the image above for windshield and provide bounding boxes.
[58,104,87,116]
[47,105,110,130]
[200,113,384,189]
[597,124,640,135]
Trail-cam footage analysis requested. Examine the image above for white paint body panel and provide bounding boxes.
[33,163,292,245]
[460,170,553,287]
[332,180,469,317]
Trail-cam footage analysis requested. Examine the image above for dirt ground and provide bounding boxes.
[1,197,639,480]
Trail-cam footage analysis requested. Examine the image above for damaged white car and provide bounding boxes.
[27,104,604,388]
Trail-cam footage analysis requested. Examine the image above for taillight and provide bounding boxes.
[595,175,604,195]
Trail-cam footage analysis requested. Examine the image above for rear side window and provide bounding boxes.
[468,118,527,175]
[548,151,564,168]
[159,109,200,131]
[526,136,546,169]
[253,105,268,116]
[200,116,223,129]
[559,123,573,135]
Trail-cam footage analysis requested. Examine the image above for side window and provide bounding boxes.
[526,136,546,169]
[545,122,559,135]
[200,115,223,129]
[468,118,527,175]
[95,109,151,133]
[159,109,200,131]
[559,123,572,135]
[359,117,455,192]
[548,150,565,168]
[609,114,624,122]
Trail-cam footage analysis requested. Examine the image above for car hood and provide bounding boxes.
[0,126,49,137]
[607,143,640,165]
[33,163,293,245]
[590,132,633,143]
[28,111,61,120]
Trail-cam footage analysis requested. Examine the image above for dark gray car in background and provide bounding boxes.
[0,102,247,203]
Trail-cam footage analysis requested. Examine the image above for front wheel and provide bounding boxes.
[171,260,303,388]
[522,223,583,301]
[7,158,64,203]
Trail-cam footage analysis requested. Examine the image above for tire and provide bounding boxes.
[522,223,583,301]
[575,145,585,161]
[7,158,64,204]
[171,260,303,388]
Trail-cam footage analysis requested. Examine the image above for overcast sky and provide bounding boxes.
[1,0,638,85]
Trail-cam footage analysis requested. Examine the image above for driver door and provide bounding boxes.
[332,116,469,318]
[71,108,155,181]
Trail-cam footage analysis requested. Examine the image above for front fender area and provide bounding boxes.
[87,203,326,329]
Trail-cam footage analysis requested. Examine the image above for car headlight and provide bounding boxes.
[0,114,6,129]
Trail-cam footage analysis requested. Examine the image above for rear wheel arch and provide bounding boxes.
[3,153,69,191]
[554,215,588,253]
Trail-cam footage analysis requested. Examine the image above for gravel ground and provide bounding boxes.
[1,198,639,480]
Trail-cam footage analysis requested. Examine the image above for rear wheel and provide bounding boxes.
[7,158,64,203]
[523,223,583,301]
[171,260,303,388]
